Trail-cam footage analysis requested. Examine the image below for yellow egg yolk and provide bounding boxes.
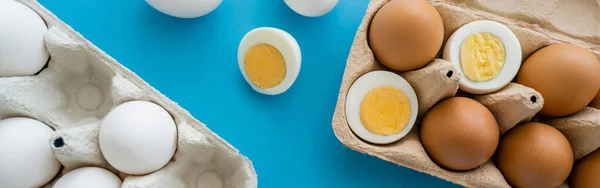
[244,43,287,89]
[460,32,506,82]
[359,86,411,136]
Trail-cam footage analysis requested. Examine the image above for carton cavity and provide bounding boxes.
[332,0,600,187]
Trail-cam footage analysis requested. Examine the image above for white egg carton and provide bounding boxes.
[2,0,257,187]
[332,0,600,187]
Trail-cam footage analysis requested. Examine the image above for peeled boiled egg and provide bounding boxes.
[421,97,499,171]
[0,117,61,188]
[0,0,49,77]
[517,43,600,117]
[146,0,222,18]
[443,20,522,94]
[496,122,573,188]
[238,27,301,95]
[345,71,418,144]
[53,167,122,188]
[368,0,444,71]
[99,101,177,175]
[284,0,338,17]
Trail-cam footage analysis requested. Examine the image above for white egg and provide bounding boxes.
[99,101,177,175]
[0,117,61,188]
[146,0,222,18]
[0,0,49,77]
[53,167,122,188]
[443,20,522,94]
[237,27,301,95]
[284,0,339,17]
[345,71,418,144]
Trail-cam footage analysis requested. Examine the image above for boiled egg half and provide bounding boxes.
[238,27,301,95]
[345,71,418,144]
[443,20,522,94]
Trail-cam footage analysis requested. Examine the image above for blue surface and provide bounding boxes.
[37,0,461,187]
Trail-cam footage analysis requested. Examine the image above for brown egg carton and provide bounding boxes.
[331,0,600,187]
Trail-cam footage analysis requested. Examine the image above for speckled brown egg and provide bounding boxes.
[368,0,444,71]
[421,97,499,171]
[496,122,573,188]
[570,149,600,188]
[517,43,600,117]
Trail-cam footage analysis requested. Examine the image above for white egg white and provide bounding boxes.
[443,20,522,94]
[146,0,222,18]
[53,167,122,188]
[284,0,339,17]
[0,117,60,188]
[345,71,418,144]
[99,101,177,175]
[0,0,49,77]
[237,27,301,95]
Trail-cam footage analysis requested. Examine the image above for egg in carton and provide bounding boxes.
[332,0,600,187]
[1,0,257,187]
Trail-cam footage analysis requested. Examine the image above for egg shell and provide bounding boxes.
[443,20,522,94]
[569,149,600,188]
[368,0,444,71]
[284,0,338,17]
[421,97,499,171]
[345,70,418,144]
[145,0,222,18]
[496,122,573,188]
[0,117,61,188]
[517,43,600,117]
[332,0,600,187]
[0,0,49,77]
[53,167,122,188]
[99,101,177,175]
[238,27,301,95]
[2,0,257,187]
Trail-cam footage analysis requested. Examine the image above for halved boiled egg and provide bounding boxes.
[443,20,522,94]
[238,27,301,95]
[345,71,418,144]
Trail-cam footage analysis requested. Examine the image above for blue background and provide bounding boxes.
[37,0,461,187]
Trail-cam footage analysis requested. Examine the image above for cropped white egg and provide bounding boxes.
[146,0,222,18]
[238,27,301,95]
[443,20,522,94]
[345,71,418,144]
[284,0,339,17]
[53,167,122,188]
[99,101,177,175]
[0,0,49,77]
[0,117,61,188]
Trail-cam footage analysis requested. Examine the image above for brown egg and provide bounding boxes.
[368,0,444,71]
[570,149,600,188]
[590,90,600,109]
[517,43,600,117]
[421,97,499,171]
[496,122,573,188]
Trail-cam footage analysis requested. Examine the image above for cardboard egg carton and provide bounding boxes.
[1,0,257,187]
[331,0,600,187]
